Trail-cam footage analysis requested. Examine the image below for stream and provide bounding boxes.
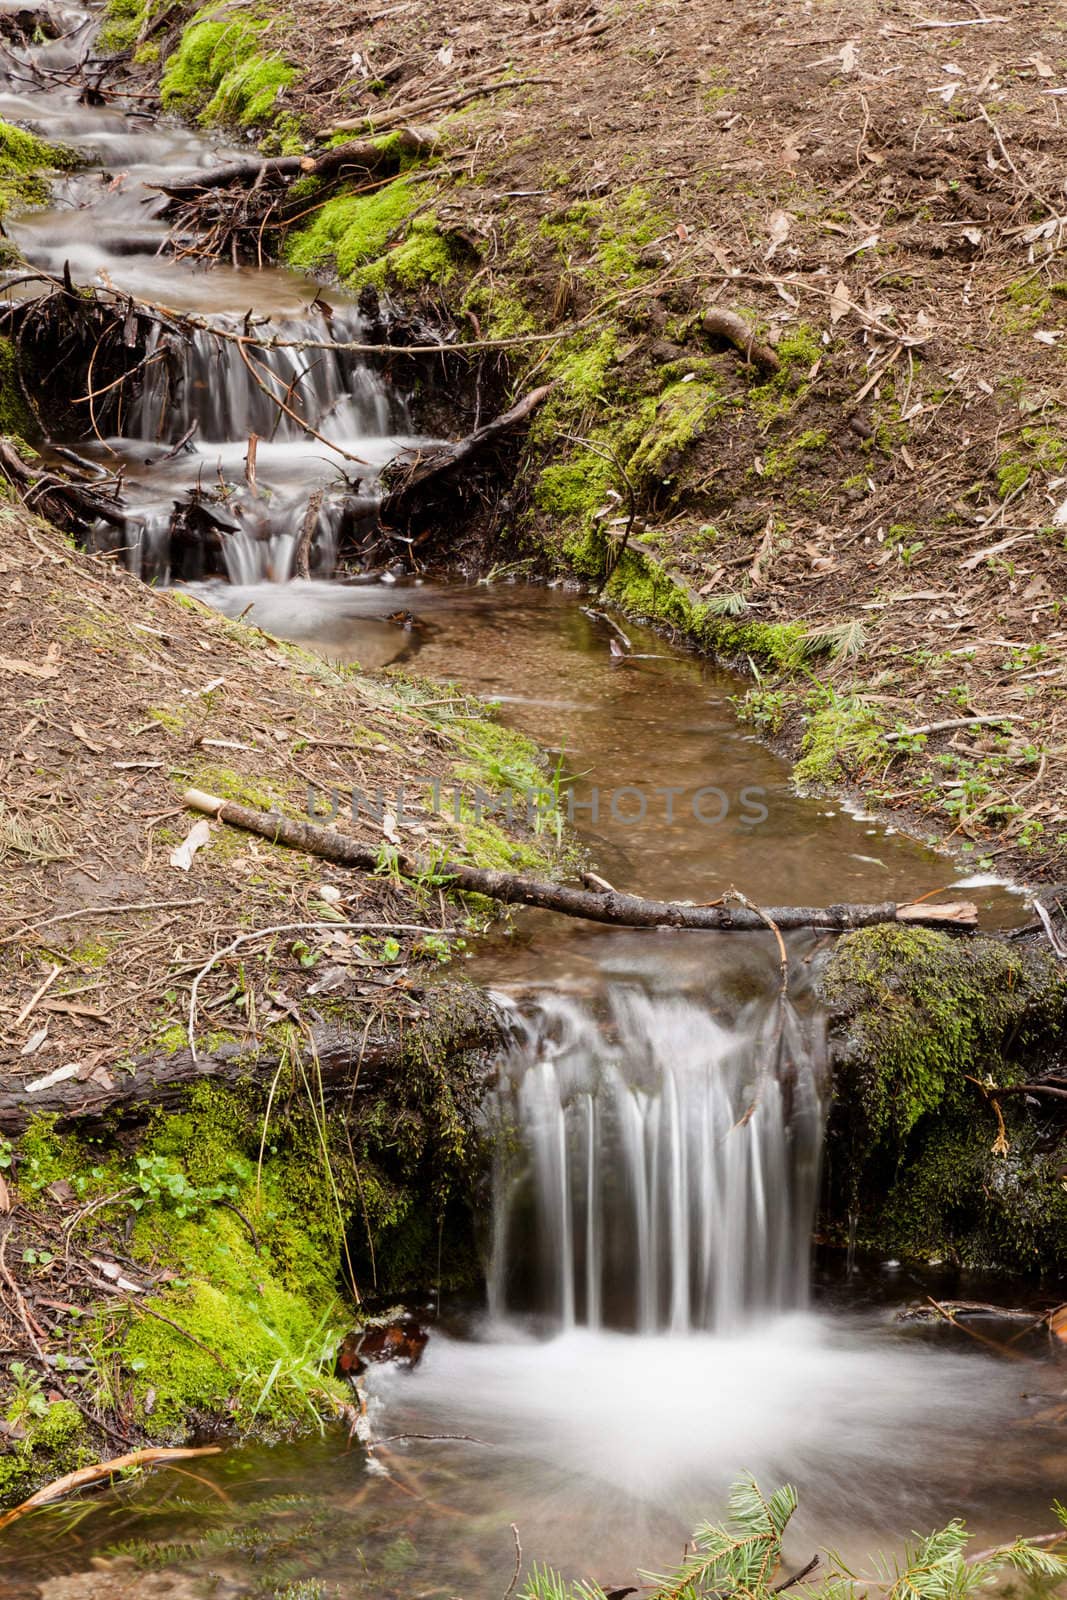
[2,8,1065,1599]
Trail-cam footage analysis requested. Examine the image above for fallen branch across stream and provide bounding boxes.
[156,125,442,203]
[182,788,980,934]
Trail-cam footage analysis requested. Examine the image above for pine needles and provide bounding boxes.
[519,1476,1067,1600]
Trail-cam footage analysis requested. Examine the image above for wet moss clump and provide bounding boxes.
[4,986,499,1487]
[820,926,1067,1273]
[0,1394,91,1505]
[822,926,1065,1144]
[0,338,33,437]
[628,379,724,494]
[284,176,457,291]
[0,120,77,216]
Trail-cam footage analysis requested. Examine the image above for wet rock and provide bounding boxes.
[338,1314,429,1378]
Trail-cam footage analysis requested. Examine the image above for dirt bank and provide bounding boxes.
[90,0,1067,881]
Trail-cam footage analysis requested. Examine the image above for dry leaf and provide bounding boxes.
[839,40,857,72]
[0,1174,10,1215]
[764,209,792,260]
[437,43,454,66]
[71,721,106,753]
[169,818,212,872]
[20,1026,48,1057]
[1032,54,1054,79]
[829,279,852,325]
[382,810,401,845]
[0,653,59,681]
[844,233,880,258]
[27,1062,82,1094]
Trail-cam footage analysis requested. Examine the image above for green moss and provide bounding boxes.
[594,544,815,674]
[761,427,828,480]
[872,1117,1067,1272]
[178,759,298,816]
[0,120,76,217]
[15,1115,86,1195]
[994,426,1067,499]
[628,380,723,490]
[792,694,888,787]
[2,990,497,1474]
[284,177,455,290]
[746,323,822,426]
[821,928,1067,1146]
[550,330,619,408]
[1001,275,1055,333]
[0,338,32,438]
[535,448,617,576]
[596,184,671,280]
[146,703,187,733]
[98,0,146,51]
[0,1398,90,1505]
[160,8,294,128]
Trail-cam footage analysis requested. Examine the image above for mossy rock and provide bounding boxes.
[819,926,1067,1274]
[821,926,1067,1146]
[0,119,78,218]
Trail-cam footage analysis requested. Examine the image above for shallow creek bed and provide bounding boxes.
[0,3,1066,1599]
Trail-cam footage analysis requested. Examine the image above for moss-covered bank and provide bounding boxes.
[1,984,499,1506]
[819,926,1067,1274]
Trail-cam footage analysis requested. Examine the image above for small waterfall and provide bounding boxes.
[104,304,414,585]
[487,987,824,1334]
[129,307,395,446]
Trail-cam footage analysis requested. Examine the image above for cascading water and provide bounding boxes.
[487,987,824,1335]
[0,6,434,591]
[111,305,417,585]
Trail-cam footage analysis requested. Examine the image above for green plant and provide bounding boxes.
[521,1478,1067,1600]
[129,1152,242,1219]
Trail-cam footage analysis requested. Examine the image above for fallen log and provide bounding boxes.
[0,993,499,1131]
[378,383,553,529]
[182,787,980,934]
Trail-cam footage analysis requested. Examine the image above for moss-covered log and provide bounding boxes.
[819,925,1067,1274]
[0,986,501,1131]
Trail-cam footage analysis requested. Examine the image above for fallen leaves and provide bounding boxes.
[169,818,212,872]
[0,644,60,680]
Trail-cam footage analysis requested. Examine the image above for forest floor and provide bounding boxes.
[109,0,1067,881]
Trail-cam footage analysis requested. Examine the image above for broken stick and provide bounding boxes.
[0,1446,222,1531]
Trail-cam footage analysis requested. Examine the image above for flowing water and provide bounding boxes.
[1,11,1064,1599]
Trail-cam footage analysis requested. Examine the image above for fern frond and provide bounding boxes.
[803,619,868,661]
[706,590,751,617]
